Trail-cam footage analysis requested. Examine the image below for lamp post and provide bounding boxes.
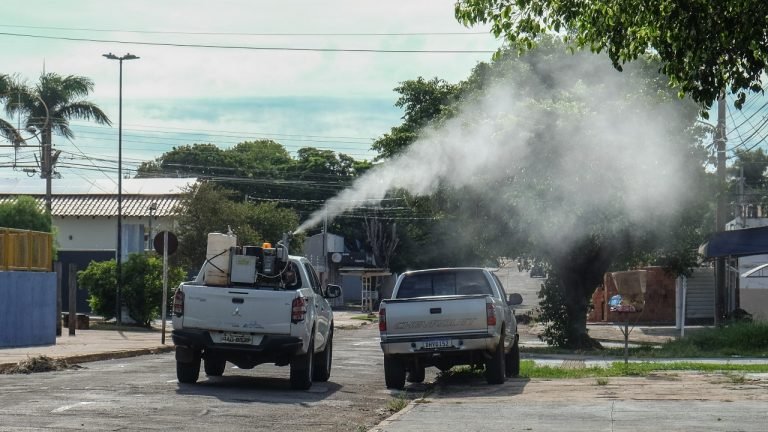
[103,52,139,326]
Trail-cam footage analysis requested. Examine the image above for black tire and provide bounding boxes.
[485,331,506,385]
[384,355,406,390]
[406,365,425,383]
[312,328,333,382]
[176,355,201,384]
[505,337,520,378]
[290,337,314,390]
[204,357,226,377]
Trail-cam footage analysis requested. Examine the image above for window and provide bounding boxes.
[396,270,492,299]
[304,263,322,295]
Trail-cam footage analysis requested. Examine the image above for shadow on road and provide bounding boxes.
[176,374,342,402]
[433,371,531,399]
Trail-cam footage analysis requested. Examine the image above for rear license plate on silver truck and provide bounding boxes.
[422,339,451,349]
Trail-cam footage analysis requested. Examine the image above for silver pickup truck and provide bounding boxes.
[378,267,521,389]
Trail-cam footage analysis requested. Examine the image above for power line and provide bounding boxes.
[0,24,490,37]
[0,32,497,54]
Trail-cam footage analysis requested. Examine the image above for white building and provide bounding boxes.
[0,177,198,313]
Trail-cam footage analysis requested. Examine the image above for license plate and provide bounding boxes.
[222,332,252,344]
[422,339,451,349]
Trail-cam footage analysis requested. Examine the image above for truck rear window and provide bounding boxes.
[396,270,492,299]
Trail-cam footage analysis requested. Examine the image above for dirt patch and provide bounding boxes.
[0,355,82,374]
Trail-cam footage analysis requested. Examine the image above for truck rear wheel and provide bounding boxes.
[204,357,226,377]
[505,337,520,378]
[384,355,406,389]
[485,331,506,385]
[290,338,314,390]
[177,354,201,384]
[312,328,333,382]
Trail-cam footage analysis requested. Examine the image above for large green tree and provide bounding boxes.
[5,73,111,178]
[455,0,768,112]
[374,40,713,347]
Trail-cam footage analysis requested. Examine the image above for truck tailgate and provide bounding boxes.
[181,285,294,334]
[384,295,488,337]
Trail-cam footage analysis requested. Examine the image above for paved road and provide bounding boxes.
[0,325,403,432]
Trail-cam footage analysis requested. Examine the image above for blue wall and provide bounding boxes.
[0,272,56,348]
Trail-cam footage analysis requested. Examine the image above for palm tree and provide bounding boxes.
[0,73,23,146]
[6,72,112,176]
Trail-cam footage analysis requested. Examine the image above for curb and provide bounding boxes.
[368,397,421,432]
[0,345,174,374]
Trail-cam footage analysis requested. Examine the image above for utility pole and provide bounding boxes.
[714,93,727,326]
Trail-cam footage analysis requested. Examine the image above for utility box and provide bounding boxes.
[230,254,257,284]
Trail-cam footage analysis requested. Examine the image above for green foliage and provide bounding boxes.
[175,182,302,270]
[455,0,768,112]
[121,253,187,326]
[535,269,571,347]
[78,259,117,320]
[0,195,51,232]
[372,77,459,159]
[78,253,187,326]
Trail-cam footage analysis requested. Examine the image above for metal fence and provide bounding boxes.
[0,227,53,272]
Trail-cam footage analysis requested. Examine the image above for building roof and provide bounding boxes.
[0,177,198,217]
[699,226,768,259]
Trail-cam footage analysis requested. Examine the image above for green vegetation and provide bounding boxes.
[386,392,410,413]
[78,253,187,327]
[439,360,768,382]
[0,195,51,232]
[595,378,609,386]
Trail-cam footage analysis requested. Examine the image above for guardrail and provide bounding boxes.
[0,227,53,272]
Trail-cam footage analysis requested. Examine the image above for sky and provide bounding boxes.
[0,0,501,183]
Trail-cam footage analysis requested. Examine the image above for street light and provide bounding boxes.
[103,52,139,326]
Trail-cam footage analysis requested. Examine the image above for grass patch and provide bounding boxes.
[520,360,768,379]
[595,378,609,386]
[349,314,378,322]
[521,322,768,358]
[438,361,768,382]
[386,392,409,413]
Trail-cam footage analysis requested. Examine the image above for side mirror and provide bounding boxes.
[325,284,342,299]
[507,293,523,306]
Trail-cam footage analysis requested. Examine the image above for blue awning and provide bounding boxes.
[698,226,768,258]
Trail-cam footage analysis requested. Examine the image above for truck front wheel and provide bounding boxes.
[505,337,520,378]
[290,337,314,390]
[485,331,506,385]
[384,355,406,389]
[312,328,333,382]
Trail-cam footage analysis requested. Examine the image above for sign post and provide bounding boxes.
[154,231,178,344]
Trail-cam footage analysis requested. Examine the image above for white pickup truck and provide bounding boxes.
[171,240,341,390]
[378,267,521,389]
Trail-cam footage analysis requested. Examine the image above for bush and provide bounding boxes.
[79,253,187,327]
[78,259,117,320]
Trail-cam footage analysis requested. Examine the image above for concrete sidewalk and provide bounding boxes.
[0,309,373,372]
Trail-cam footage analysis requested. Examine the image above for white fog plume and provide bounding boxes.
[295,51,696,250]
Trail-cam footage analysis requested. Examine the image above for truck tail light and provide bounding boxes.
[291,297,307,323]
[173,290,184,317]
[378,307,386,332]
[486,303,496,326]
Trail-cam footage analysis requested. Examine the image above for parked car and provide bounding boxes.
[378,267,522,389]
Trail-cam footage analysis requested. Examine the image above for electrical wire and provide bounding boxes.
[0,32,497,54]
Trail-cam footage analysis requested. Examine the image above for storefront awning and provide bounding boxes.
[698,226,768,258]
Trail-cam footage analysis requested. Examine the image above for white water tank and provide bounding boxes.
[204,232,237,286]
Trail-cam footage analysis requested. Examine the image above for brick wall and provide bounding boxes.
[588,266,676,323]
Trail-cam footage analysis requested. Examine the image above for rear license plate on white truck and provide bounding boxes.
[221,332,253,344]
[422,339,451,349]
